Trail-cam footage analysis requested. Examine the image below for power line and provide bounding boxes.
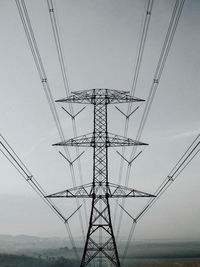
[0,135,65,222]
[15,0,69,158]
[46,0,88,227]
[130,0,185,158]
[113,0,154,231]
[121,133,200,261]
[47,0,71,97]
[0,133,84,261]
[15,0,86,242]
[121,222,137,265]
[116,0,185,241]
[65,222,80,261]
[136,134,200,222]
[130,0,154,97]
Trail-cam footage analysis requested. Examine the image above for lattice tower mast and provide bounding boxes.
[47,89,155,266]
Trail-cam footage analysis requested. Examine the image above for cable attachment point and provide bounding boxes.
[62,106,86,120]
[153,78,159,84]
[26,175,33,181]
[64,204,82,223]
[41,78,47,83]
[115,105,139,119]
[59,150,85,165]
[167,175,174,181]
[116,150,142,166]
[119,204,137,223]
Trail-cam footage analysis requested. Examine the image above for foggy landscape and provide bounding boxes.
[1,235,200,266]
[0,0,200,266]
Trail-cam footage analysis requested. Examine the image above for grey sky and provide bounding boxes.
[0,0,200,242]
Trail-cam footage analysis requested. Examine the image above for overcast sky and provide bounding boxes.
[0,0,200,242]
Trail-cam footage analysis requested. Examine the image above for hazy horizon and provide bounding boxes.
[0,0,200,244]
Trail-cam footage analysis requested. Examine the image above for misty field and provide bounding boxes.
[1,236,200,266]
[123,258,200,267]
[1,254,200,267]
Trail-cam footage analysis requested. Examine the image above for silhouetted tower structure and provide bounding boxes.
[47,89,154,266]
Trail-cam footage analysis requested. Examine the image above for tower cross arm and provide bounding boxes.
[55,88,145,104]
[108,183,156,198]
[45,183,93,198]
[45,182,155,199]
[52,132,148,147]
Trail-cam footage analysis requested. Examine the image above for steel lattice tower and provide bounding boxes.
[47,89,155,266]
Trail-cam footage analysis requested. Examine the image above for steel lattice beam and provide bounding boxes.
[53,132,148,147]
[46,182,155,199]
[56,88,145,105]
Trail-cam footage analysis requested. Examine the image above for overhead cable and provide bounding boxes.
[0,133,83,261]
[0,134,66,222]
[122,133,200,263]
[15,0,85,240]
[116,0,185,241]
[46,0,88,226]
[113,0,154,231]
[130,0,185,163]
[135,133,200,222]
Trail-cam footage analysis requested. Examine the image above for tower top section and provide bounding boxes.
[56,88,145,105]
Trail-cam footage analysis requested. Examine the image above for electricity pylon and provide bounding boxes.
[47,89,155,266]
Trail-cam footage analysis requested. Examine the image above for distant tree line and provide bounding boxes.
[0,254,79,267]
